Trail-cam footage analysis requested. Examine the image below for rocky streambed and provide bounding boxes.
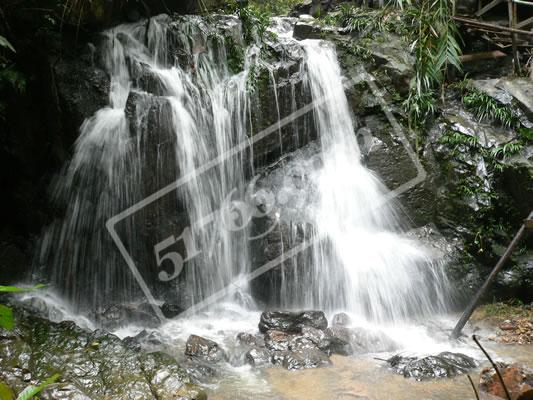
[2,299,532,400]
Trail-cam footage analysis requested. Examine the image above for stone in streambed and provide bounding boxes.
[258,310,328,333]
[331,312,352,327]
[325,326,354,355]
[185,335,226,363]
[479,363,533,400]
[236,332,264,347]
[301,326,331,351]
[282,348,332,370]
[245,347,272,367]
[387,352,477,380]
[326,326,398,356]
[264,330,294,352]
[161,302,185,319]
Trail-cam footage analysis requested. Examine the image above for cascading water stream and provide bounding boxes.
[283,40,450,322]
[34,14,450,331]
[36,15,259,311]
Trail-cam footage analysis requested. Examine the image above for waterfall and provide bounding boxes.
[34,14,450,324]
[283,40,449,321]
[36,15,259,311]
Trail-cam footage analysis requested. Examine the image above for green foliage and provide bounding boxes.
[438,129,479,150]
[0,35,26,120]
[518,127,533,142]
[224,36,245,74]
[224,1,274,44]
[323,0,461,121]
[337,40,374,62]
[0,284,46,293]
[404,0,462,128]
[0,382,15,400]
[462,89,519,128]
[248,0,302,15]
[0,285,45,330]
[15,374,60,400]
[0,304,14,330]
[246,63,271,93]
[404,90,436,127]
[0,35,15,53]
[0,66,26,92]
[489,140,524,172]
[475,300,533,320]
[334,5,407,36]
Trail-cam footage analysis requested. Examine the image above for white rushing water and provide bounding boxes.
[296,40,449,322]
[35,14,451,337]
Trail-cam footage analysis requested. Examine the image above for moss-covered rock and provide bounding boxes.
[0,309,205,400]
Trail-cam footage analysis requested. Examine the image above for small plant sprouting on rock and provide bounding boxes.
[404,0,462,129]
[462,89,520,128]
[0,284,46,330]
[518,127,533,142]
[490,141,524,160]
[438,129,480,153]
[223,1,275,45]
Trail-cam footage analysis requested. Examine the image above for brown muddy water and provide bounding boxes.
[210,342,533,400]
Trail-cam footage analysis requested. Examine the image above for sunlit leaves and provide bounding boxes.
[0,284,46,293]
[0,305,14,330]
[15,374,60,400]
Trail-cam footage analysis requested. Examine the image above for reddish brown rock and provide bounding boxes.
[479,364,533,400]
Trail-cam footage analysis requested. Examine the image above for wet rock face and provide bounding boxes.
[331,312,352,327]
[479,363,533,400]
[245,347,271,367]
[185,334,226,363]
[387,352,477,380]
[281,348,332,370]
[235,311,397,371]
[93,303,161,330]
[0,309,204,400]
[326,326,397,356]
[259,310,328,333]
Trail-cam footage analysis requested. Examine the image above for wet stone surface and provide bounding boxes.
[0,308,206,400]
[258,311,328,333]
[386,352,477,380]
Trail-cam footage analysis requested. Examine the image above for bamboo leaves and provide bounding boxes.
[0,35,15,53]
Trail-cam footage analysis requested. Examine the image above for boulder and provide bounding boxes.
[301,326,331,350]
[182,360,218,383]
[245,347,272,367]
[185,335,226,363]
[326,326,397,355]
[236,332,264,347]
[293,17,322,40]
[325,326,355,355]
[264,330,294,351]
[93,304,160,330]
[331,312,352,327]
[479,364,533,400]
[281,348,332,370]
[259,310,328,333]
[288,336,318,351]
[387,352,477,380]
[123,329,164,350]
[367,33,415,96]
[161,303,185,319]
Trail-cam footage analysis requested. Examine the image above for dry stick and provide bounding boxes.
[467,374,480,400]
[472,335,511,400]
